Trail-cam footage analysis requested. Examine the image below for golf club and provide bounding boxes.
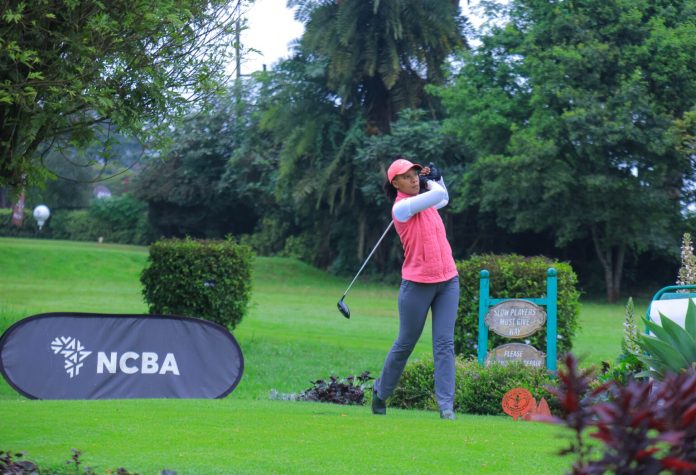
[337,221,394,319]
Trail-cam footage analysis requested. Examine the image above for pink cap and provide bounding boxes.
[387,158,422,183]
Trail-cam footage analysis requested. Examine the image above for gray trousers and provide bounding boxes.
[374,276,459,411]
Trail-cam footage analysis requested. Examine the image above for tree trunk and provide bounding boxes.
[357,214,366,261]
[591,225,625,303]
[364,76,392,135]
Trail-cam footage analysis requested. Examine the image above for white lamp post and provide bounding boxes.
[33,205,50,230]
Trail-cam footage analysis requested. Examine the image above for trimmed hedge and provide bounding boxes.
[141,237,253,329]
[455,254,580,358]
[390,357,558,415]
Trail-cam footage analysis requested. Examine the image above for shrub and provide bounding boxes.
[543,353,696,474]
[389,356,558,415]
[49,209,102,241]
[88,194,153,245]
[390,358,438,411]
[299,371,374,405]
[455,254,581,358]
[240,216,290,256]
[281,232,319,263]
[141,237,253,329]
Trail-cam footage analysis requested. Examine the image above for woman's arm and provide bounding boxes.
[433,178,449,210]
[392,178,449,223]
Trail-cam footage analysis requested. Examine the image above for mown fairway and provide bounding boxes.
[0,237,639,473]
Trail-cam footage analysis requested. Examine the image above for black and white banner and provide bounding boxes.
[0,313,244,400]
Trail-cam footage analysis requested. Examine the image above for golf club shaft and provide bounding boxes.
[341,221,394,298]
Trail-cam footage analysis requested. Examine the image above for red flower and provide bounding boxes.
[661,457,696,471]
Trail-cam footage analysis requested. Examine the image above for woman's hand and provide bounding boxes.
[420,166,431,176]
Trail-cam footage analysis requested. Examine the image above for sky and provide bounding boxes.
[240,0,485,75]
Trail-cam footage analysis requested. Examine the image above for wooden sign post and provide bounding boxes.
[477,268,558,372]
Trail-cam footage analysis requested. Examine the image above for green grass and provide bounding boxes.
[3,399,570,474]
[0,237,640,473]
[573,300,647,365]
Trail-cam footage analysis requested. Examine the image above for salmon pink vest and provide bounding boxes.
[393,191,458,283]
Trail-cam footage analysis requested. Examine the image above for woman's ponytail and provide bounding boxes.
[383,179,397,201]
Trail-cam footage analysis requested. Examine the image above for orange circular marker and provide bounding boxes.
[502,388,535,421]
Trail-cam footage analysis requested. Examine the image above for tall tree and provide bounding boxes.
[291,0,467,133]
[436,0,696,301]
[133,86,264,238]
[0,0,249,188]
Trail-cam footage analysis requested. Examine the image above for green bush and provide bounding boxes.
[50,209,101,241]
[455,254,581,358]
[140,237,254,329]
[455,358,558,415]
[89,194,153,245]
[239,216,290,256]
[390,358,438,411]
[390,356,558,415]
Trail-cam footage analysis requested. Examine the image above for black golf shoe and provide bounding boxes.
[371,393,387,415]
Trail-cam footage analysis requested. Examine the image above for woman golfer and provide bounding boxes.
[372,157,459,420]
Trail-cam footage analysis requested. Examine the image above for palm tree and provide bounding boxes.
[291,0,467,134]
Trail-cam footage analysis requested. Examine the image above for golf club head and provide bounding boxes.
[337,298,350,319]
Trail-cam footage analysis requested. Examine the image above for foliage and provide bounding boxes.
[298,371,373,405]
[245,0,468,272]
[0,0,247,188]
[543,353,696,474]
[0,195,152,245]
[389,356,557,415]
[140,238,253,329]
[435,0,696,302]
[88,195,153,245]
[455,254,581,358]
[134,85,270,240]
[356,108,469,210]
[621,297,641,357]
[48,210,100,242]
[238,216,290,257]
[389,357,437,410]
[596,297,646,386]
[292,0,467,133]
[637,299,696,380]
[677,232,696,286]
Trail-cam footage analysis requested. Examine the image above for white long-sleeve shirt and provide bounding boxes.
[392,178,449,223]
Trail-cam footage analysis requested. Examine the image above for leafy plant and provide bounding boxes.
[637,299,696,380]
[542,354,696,474]
[298,372,373,405]
[597,297,646,386]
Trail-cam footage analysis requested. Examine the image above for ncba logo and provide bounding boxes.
[51,337,180,378]
[97,352,180,375]
[51,336,92,378]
